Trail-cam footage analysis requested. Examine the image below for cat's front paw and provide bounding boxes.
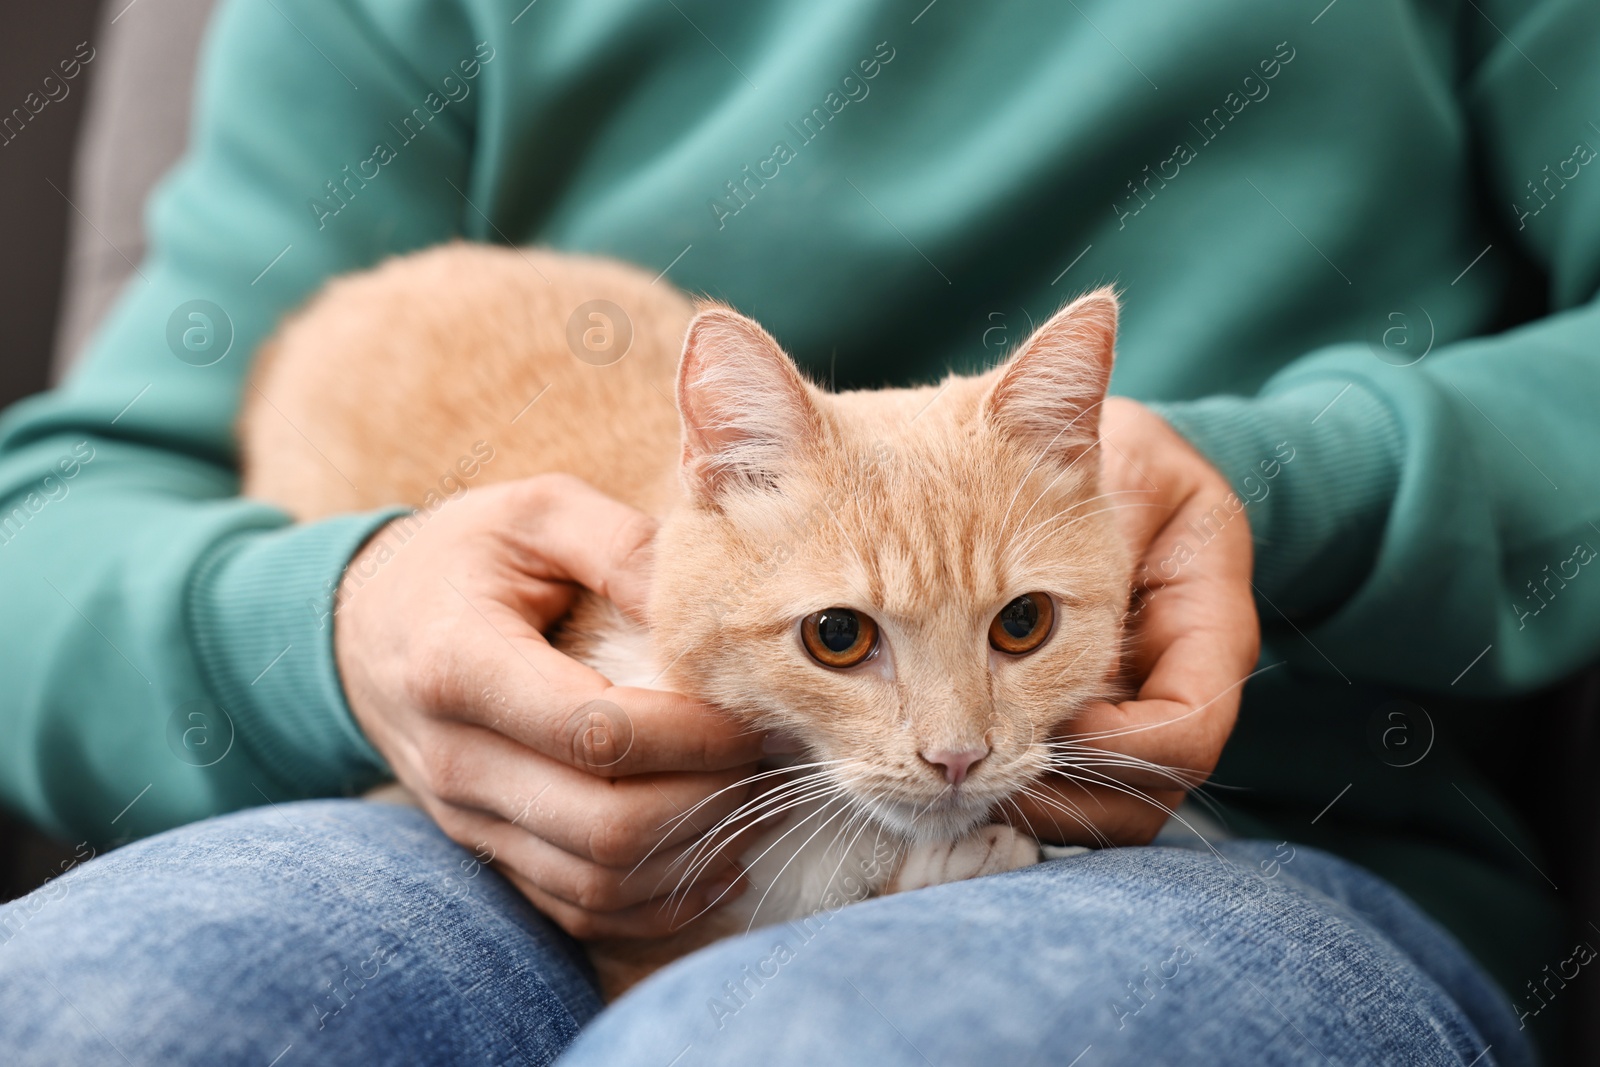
[887,823,1042,894]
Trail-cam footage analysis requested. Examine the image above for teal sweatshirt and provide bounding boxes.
[2,0,1597,1027]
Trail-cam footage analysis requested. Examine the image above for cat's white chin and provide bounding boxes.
[862,793,1003,842]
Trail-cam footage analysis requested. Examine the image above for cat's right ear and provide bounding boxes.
[981,286,1118,463]
[676,305,821,505]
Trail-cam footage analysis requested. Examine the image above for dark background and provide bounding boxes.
[0,0,102,413]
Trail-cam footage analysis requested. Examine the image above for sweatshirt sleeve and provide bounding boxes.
[1149,0,1600,696]
[0,0,483,841]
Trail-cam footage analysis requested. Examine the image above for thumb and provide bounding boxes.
[600,517,657,621]
[501,474,659,619]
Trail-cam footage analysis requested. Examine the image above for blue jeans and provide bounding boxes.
[0,800,1531,1066]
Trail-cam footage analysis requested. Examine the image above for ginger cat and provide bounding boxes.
[240,243,1131,997]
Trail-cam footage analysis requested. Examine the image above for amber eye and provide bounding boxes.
[801,608,879,669]
[989,593,1054,655]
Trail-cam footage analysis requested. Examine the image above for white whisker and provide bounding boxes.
[663,776,850,898]
[1011,485,1146,559]
[678,791,853,926]
[1006,500,1164,561]
[624,762,847,884]
[1043,750,1230,822]
[743,797,871,933]
[1047,766,1224,860]
[1045,662,1283,747]
[1013,782,1114,850]
[997,400,1106,537]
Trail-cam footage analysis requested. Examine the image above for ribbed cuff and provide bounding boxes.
[186,508,408,796]
[1147,376,1404,618]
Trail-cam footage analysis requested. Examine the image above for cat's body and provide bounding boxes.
[241,243,1130,997]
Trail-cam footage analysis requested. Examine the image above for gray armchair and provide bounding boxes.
[52,0,217,380]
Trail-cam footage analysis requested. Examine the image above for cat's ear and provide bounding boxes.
[981,287,1117,462]
[676,304,821,503]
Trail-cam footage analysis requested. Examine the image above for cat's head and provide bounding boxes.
[650,289,1130,842]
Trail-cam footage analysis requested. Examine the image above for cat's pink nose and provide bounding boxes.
[920,746,989,786]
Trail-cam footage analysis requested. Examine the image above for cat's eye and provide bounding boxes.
[989,593,1054,655]
[800,608,879,669]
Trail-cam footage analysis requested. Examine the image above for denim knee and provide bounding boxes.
[0,799,600,1067]
[560,841,1529,1067]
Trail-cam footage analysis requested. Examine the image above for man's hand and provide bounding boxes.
[1010,397,1261,847]
[334,474,766,939]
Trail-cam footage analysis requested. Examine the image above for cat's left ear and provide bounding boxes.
[981,287,1118,462]
[676,304,821,504]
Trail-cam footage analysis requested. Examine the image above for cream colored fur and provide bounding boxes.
[240,243,1130,998]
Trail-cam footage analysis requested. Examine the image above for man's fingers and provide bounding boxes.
[432,605,765,774]
[1061,525,1257,784]
[499,474,658,620]
[1063,696,1238,787]
[1005,778,1186,848]
[1124,564,1259,685]
[419,724,763,864]
[500,865,746,941]
[491,673,765,776]
[440,795,755,939]
[432,799,751,915]
[592,684,770,775]
[1019,399,1260,851]
[1084,583,1258,773]
[1056,590,1257,789]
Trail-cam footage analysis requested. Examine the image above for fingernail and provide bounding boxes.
[761,730,805,755]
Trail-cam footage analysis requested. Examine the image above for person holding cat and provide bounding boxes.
[1,1,1596,1065]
